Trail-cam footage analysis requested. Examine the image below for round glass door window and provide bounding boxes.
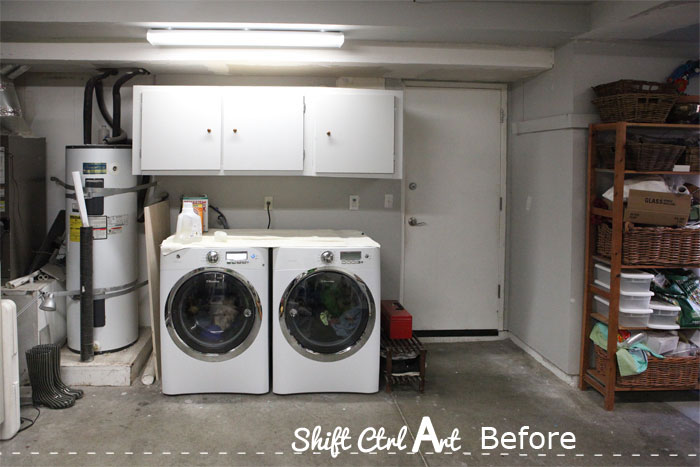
[166,268,261,360]
[281,269,374,359]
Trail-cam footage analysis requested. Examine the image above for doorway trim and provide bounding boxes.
[399,81,508,331]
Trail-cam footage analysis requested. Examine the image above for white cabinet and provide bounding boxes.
[133,86,402,178]
[312,94,396,174]
[222,89,304,172]
[140,88,221,171]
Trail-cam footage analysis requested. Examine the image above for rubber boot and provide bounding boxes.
[26,347,75,409]
[39,343,84,399]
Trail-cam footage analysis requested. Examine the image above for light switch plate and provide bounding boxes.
[384,194,393,209]
[349,195,360,211]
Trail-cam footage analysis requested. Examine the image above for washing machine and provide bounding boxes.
[160,235,268,395]
[272,234,381,394]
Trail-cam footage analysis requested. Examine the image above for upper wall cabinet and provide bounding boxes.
[222,88,304,172]
[311,94,396,174]
[140,88,221,171]
[132,86,403,178]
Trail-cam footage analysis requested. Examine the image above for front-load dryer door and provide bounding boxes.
[166,267,262,362]
[280,268,375,362]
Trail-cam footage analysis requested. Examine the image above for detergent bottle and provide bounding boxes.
[175,203,203,242]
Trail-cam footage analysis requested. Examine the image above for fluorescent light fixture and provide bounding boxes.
[147,29,344,48]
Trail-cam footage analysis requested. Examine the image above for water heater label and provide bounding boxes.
[82,162,107,174]
[89,216,107,240]
[108,214,128,235]
[69,215,82,242]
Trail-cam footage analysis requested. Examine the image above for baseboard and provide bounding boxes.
[508,333,579,387]
[414,329,499,337]
[417,331,508,343]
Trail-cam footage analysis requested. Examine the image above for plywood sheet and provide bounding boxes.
[144,200,170,380]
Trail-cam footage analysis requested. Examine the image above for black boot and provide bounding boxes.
[26,347,76,409]
[39,343,84,399]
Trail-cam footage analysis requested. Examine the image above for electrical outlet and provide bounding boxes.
[264,196,273,210]
[384,194,394,209]
[349,195,360,211]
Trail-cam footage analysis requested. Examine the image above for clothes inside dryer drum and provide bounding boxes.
[170,271,257,354]
[284,271,370,354]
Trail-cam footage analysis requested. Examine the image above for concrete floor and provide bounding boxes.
[1,339,698,466]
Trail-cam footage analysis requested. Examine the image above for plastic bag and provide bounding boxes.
[651,270,700,328]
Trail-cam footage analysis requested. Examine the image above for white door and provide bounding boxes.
[222,89,304,171]
[403,87,504,331]
[140,88,221,171]
[313,94,395,174]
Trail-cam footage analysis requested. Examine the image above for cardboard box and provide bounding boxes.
[624,189,691,227]
[182,195,208,232]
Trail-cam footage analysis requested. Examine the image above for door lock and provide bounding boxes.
[408,217,426,226]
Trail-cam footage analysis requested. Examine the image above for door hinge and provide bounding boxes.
[500,108,505,123]
[303,102,306,113]
[499,197,503,211]
[497,284,501,299]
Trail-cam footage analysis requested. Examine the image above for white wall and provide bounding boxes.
[17,73,402,326]
[507,40,699,376]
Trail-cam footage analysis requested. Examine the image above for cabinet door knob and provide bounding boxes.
[326,131,331,136]
[207,128,212,134]
[233,128,238,133]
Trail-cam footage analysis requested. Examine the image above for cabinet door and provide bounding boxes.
[222,90,304,171]
[140,89,221,171]
[313,94,395,174]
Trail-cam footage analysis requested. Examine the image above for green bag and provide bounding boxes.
[651,270,700,328]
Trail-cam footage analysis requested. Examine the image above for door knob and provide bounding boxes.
[408,217,426,226]
[207,128,212,134]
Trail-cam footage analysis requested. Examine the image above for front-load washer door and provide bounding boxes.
[280,268,375,362]
[166,267,262,362]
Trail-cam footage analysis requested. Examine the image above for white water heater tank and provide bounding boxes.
[65,146,138,353]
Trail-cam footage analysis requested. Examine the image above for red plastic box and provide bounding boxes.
[381,300,413,340]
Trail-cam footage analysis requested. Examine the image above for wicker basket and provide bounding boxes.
[596,143,685,171]
[596,222,700,266]
[593,94,677,123]
[685,146,699,172]
[592,80,677,98]
[593,345,700,389]
[625,142,685,171]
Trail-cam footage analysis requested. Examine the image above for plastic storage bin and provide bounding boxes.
[593,263,654,293]
[593,295,652,328]
[648,301,680,330]
[645,331,679,355]
[594,279,654,309]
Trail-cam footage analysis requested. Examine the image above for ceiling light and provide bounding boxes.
[147,29,344,48]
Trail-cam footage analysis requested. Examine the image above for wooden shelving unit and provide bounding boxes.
[578,121,700,411]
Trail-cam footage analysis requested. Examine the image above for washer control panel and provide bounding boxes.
[320,251,334,264]
[225,251,250,264]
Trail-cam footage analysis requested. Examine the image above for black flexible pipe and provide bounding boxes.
[79,226,94,362]
[83,69,117,145]
[94,71,118,128]
[110,68,150,141]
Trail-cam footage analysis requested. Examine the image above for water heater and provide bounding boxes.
[65,146,138,353]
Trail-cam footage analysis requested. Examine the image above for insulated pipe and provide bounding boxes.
[80,226,94,362]
[82,79,95,144]
[109,68,150,142]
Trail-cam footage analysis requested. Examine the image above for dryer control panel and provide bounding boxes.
[340,251,364,264]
